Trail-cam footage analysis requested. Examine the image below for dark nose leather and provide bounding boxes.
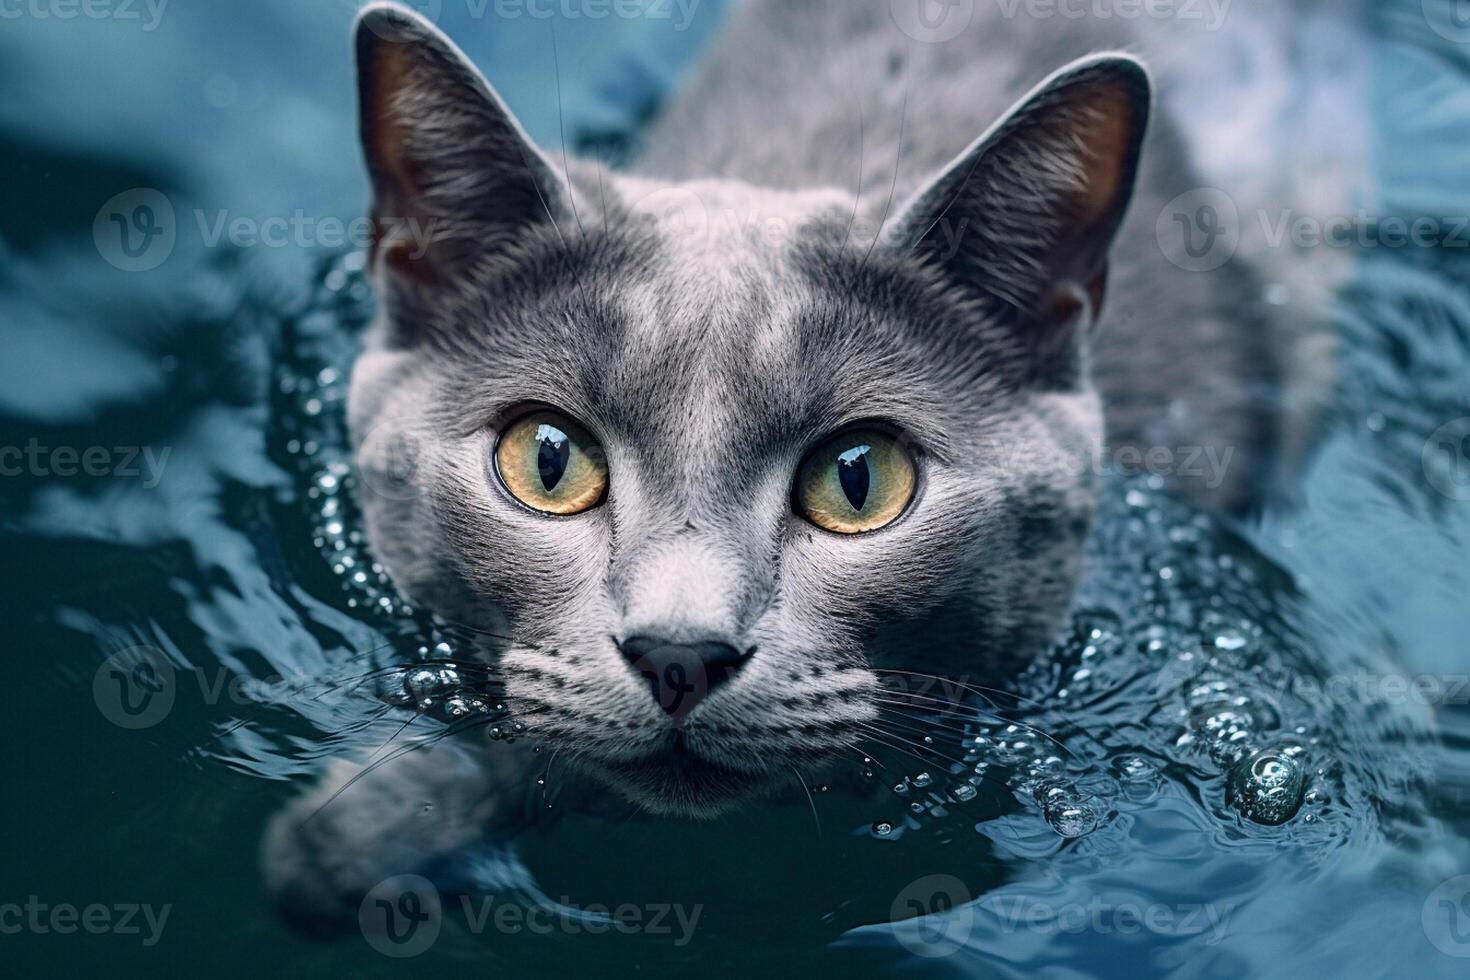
[619,635,751,720]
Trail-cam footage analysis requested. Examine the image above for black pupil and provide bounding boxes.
[837,444,871,511]
[536,425,571,492]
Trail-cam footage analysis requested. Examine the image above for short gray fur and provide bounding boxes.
[263,0,1326,930]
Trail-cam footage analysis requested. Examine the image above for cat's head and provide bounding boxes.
[347,4,1148,816]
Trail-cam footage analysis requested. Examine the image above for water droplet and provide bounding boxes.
[1045,802,1098,838]
[872,821,894,837]
[912,772,932,788]
[951,784,977,802]
[1214,629,1248,652]
[1226,746,1307,825]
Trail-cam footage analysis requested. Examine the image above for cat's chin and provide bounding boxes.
[588,745,774,819]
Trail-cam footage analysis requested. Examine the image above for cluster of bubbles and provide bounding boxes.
[270,253,520,742]
[1066,484,1329,828]
[870,479,1341,840]
[864,713,1107,842]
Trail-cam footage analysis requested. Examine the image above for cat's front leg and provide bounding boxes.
[261,740,536,937]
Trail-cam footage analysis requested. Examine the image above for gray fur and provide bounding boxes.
[264,0,1324,927]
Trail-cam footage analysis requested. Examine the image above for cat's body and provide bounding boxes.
[635,0,1303,514]
[265,0,1327,932]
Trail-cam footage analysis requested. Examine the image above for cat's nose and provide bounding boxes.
[618,635,752,721]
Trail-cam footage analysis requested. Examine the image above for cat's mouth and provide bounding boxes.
[591,733,774,817]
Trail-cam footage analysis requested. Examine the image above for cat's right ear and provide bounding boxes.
[354,3,567,284]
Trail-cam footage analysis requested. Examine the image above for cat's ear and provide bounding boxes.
[354,3,567,283]
[890,55,1150,376]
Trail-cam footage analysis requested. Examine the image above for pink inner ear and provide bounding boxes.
[361,44,441,280]
[1068,85,1139,232]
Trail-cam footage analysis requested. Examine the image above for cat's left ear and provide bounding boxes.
[354,3,569,284]
[890,55,1151,372]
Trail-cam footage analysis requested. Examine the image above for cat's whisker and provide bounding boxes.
[858,70,909,272]
[875,695,1077,763]
[548,21,586,242]
[840,92,865,255]
[541,748,561,806]
[872,699,992,739]
[870,669,1052,711]
[301,712,513,825]
[854,732,1019,802]
[854,720,973,773]
[790,765,823,840]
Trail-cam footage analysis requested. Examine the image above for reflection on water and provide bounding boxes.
[3,1,1470,978]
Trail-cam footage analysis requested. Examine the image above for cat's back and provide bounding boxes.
[634,0,1138,200]
[634,0,1322,512]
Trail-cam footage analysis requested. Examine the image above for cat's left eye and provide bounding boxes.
[494,409,608,515]
[794,427,916,534]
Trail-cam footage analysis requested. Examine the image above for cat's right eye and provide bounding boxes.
[794,427,916,534]
[494,409,608,515]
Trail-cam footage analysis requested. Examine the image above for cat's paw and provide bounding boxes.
[260,745,504,936]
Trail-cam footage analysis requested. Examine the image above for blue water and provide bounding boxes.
[3,2,1470,977]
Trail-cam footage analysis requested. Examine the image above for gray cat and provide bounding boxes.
[264,0,1322,931]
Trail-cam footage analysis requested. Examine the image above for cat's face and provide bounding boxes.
[348,5,1146,815]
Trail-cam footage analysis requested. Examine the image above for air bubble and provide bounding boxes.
[1226,746,1307,825]
[1045,802,1098,838]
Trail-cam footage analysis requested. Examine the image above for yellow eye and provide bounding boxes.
[795,428,916,534]
[494,409,608,515]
